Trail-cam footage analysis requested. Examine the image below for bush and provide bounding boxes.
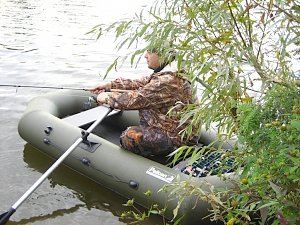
[90,0,300,224]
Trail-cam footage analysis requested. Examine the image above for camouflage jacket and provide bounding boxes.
[106,67,196,146]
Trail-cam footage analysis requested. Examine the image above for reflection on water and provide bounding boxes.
[8,204,85,225]
[0,0,158,224]
[22,145,125,224]
[20,144,163,225]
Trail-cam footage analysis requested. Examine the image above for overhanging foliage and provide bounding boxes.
[90,0,300,224]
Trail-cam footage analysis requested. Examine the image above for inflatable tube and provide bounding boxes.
[18,90,234,225]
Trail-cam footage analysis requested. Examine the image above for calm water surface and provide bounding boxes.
[0,0,161,224]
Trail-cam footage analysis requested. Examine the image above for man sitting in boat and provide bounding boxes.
[89,47,197,156]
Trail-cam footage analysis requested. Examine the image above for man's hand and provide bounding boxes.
[97,92,110,105]
[88,81,111,94]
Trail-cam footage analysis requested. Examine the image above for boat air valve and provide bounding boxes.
[128,180,139,190]
[44,126,53,135]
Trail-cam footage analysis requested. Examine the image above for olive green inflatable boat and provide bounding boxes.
[18,90,235,225]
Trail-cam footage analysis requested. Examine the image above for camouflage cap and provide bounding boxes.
[147,42,176,62]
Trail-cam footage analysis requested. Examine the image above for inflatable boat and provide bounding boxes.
[18,90,235,225]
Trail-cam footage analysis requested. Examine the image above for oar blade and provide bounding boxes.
[0,208,16,225]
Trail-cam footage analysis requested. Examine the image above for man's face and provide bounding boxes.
[144,51,160,70]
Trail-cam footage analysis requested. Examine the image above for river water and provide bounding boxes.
[0,0,162,224]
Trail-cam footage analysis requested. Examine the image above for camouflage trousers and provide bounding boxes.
[120,126,175,156]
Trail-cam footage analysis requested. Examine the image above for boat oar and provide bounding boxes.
[0,106,112,225]
[0,84,130,93]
